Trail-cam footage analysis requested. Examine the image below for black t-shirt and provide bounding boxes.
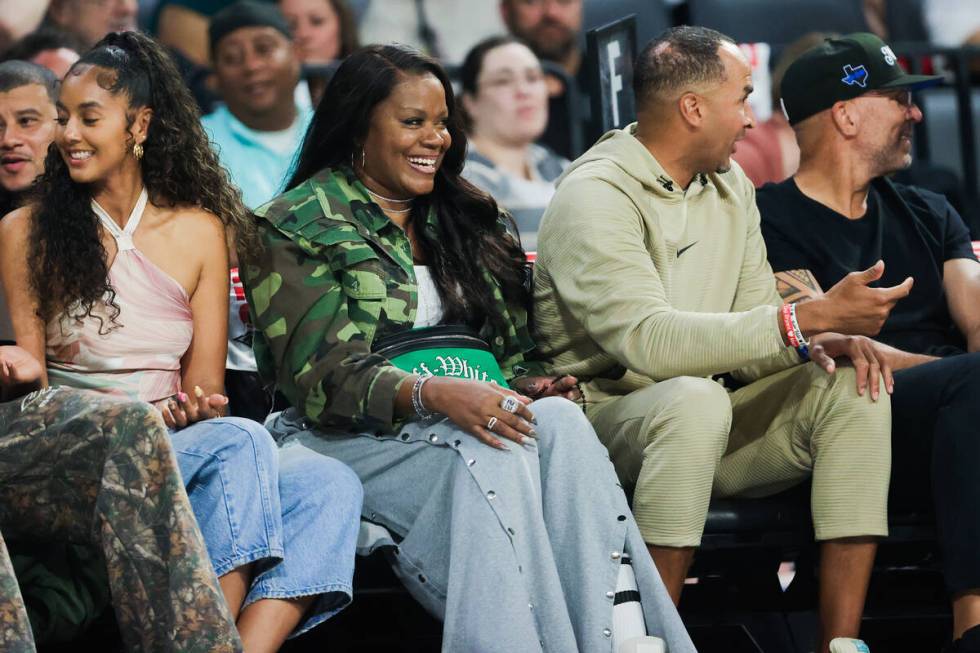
[758,177,977,356]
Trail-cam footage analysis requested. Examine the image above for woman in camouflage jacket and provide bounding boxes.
[248,45,695,652]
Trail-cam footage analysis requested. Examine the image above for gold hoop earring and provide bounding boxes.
[133,142,144,160]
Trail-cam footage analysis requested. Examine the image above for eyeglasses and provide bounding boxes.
[864,89,914,108]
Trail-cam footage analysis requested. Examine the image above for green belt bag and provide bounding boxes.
[371,325,510,388]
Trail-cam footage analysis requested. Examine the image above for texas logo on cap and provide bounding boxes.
[841,64,869,87]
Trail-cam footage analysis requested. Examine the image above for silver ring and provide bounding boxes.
[486,416,498,431]
[500,396,519,413]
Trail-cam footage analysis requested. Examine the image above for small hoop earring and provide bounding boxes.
[132,142,144,160]
[361,148,366,170]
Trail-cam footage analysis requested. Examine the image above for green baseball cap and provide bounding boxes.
[780,32,943,125]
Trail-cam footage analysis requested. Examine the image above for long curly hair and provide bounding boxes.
[27,31,255,330]
[286,44,529,331]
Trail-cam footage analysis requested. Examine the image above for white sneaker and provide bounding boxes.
[829,638,871,653]
[617,635,667,653]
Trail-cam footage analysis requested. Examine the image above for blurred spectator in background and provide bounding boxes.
[926,0,980,76]
[202,1,310,421]
[0,62,58,218]
[501,0,585,160]
[733,32,827,187]
[461,36,567,251]
[863,0,889,39]
[926,0,980,49]
[0,27,84,79]
[358,0,504,63]
[45,0,137,49]
[278,0,358,104]
[0,0,50,53]
[155,0,236,67]
[0,61,58,345]
[204,1,308,208]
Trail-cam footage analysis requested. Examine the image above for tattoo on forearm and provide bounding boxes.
[774,269,824,304]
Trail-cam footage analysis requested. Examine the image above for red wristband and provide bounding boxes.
[782,304,799,348]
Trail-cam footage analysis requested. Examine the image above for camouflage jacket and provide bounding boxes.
[243,166,544,433]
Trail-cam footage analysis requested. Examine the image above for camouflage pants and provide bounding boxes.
[0,387,242,652]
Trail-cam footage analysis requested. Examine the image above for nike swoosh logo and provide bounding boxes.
[676,242,698,257]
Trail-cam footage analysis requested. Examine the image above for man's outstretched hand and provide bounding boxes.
[796,260,913,337]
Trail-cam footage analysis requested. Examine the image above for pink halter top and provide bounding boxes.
[45,189,194,403]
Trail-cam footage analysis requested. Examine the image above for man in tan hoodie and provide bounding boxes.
[533,25,912,653]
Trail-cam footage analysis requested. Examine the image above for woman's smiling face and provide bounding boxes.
[56,64,148,185]
[357,72,452,201]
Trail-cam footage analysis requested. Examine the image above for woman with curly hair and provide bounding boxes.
[0,31,361,651]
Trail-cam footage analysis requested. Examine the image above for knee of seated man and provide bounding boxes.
[653,376,733,433]
[812,366,892,438]
[946,350,980,393]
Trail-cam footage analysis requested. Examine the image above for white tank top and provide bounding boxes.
[413,265,444,327]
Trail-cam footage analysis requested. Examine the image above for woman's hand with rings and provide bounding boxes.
[420,376,536,450]
[155,385,229,430]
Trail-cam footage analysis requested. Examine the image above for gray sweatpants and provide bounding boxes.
[267,397,695,653]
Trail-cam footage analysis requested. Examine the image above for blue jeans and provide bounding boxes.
[170,417,362,637]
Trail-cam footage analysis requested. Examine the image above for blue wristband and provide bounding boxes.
[796,344,810,362]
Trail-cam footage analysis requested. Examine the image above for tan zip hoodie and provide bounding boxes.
[532,124,800,405]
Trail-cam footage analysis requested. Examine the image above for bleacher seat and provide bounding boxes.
[583,0,671,47]
[686,0,868,46]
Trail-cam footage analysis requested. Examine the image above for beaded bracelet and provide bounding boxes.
[411,374,435,420]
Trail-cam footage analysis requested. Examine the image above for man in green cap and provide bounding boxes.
[758,32,980,653]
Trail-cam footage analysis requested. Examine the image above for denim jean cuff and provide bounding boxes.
[242,582,353,638]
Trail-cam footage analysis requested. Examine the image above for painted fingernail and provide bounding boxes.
[193,385,204,398]
[521,436,535,446]
[527,428,537,438]
[177,392,188,403]
[530,415,538,425]
[169,400,177,410]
